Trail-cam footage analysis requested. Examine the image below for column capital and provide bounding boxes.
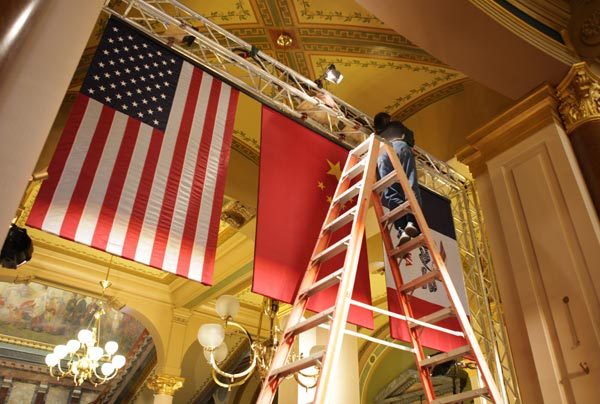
[556,62,600,133]
[146,374,185,396]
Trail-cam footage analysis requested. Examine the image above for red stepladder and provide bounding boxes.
[256,135,504,404]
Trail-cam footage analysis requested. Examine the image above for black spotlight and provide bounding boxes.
[1,224,33,269]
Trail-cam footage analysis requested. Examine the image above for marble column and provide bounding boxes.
[458,84,600,403]
[556,62,600,216]
[146,374,185,404]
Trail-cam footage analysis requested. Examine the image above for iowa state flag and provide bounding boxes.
[27,17,239,284]
[385,187,468,351]
[254,107,373,329]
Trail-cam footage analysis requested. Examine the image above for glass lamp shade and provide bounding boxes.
[215,295,239,319]
[89,346,104,361]
[77,329,94,345]
[101,362,115,376]
[197,323,225,349]
[203,342,228,364]
[112,354,126,369]
[309,345,325,356]
[71,360,79,374]
[105,341,118,355]
[45,353,59,367]
[53,344,68,359]
[66,339,81,353]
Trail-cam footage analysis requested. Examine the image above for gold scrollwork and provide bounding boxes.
[556,62,600,133]
[146,374,185,396]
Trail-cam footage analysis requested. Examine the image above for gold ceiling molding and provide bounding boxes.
[0,334,54,352]
[146,374,185,396]
[457,84,562,176]
[556,62,600,133]
[469,0,577,65]
[391,80,468,122]
[293,0,384,26]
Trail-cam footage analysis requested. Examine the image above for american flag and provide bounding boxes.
[27,17,239,284]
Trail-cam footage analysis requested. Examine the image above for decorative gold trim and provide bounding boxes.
[556,62,600,133]
[457,84,562,175]
[146,374,185,396]
[0,334,54,352]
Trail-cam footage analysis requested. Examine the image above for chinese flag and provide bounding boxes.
[253,106,373,329]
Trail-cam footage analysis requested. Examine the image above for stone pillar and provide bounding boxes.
[458,84,600,403]
[146,374,184,404]
[556,62,600,216]
[0,0,103,238]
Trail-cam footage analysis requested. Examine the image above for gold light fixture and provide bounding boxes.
[276,32,293,48]
[198,296,321,390]
[44,267,126,386]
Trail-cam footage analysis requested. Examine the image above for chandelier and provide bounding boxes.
[197,295,321,390]
[44,274,126,386]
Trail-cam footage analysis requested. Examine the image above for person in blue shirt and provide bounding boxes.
[374,112,422,245]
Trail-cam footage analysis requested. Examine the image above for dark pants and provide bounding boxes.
[377,140,422,232]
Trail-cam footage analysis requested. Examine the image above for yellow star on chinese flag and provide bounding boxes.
[326,159,342,181]
[317,181,325,190]
[326,195,333,203]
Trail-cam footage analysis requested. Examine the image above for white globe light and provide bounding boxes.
[197,324,225,349]
[101,362,115,376]
[53,344,68,359]
[112,354,126,369]
[45,353,59,367]
[215,295,240,319]
[71,360,79,374]
[105,341,118,355]
[66,339,81,353]
[77,329,94,345]
[203,342,228,364]
[89,346,104,361]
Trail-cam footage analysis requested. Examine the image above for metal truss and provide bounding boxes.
[103,0,521,401]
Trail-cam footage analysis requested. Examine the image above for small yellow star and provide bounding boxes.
[326,195,333,204]
[326,159,342,181]
[317,181,325,190]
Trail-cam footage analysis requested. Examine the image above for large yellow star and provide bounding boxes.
[326,159,342,181]
[317,181,325,190]
[326,195,333,204]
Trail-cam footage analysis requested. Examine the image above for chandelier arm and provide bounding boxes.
[211,368,254,389]
[294,372,318,390]
[209,348,257,379]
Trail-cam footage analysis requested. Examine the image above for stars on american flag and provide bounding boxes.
[81,19,181,131]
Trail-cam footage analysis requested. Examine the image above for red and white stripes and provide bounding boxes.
[28,61,239,283]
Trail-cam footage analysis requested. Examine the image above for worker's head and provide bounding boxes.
[374,112,391,134]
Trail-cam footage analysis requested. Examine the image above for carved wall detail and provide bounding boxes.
[556,62,600,132]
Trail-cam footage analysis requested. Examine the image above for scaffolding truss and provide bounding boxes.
[103,1,521,401]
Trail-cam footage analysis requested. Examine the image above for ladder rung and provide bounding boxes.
[285,307,335,338]
[312,235,351,263]
[390,234,426,259]
[409,307,454,329]
[333,182,361,206]
[372,171,396,193]
[341,160,366,181]
[379,201,411,225]
[431,388,489,404]
[298,268,343,298]
[269,350,324,380]
[419,345,471,368]
[398,269,440,293]
[324,206,357,233]
[348,136,371,158]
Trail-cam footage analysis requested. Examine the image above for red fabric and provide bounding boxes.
[254,106,373,329]
[387,289,465,352]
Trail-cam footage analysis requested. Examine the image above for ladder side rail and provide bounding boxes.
[313,136,380,403]
[256,152,357,404]
[382,143,503,403]
[370,192,436,402]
